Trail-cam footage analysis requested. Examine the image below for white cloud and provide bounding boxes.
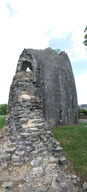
[75,71,87,104]
[0,0,87,104]
[69,27,87,61]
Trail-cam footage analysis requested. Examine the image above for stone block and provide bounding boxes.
[1,162,8,169]
[15,150,25,157]
[54,146,63,152]
[25,146,35,153]
[6,147,16,154]
[83,182,87,190]
[20,133,30,138]
[59,156,67,165]
[30,157,42,167]
[2,182,13,189]
[12,155,20,162]
[0,154,11,162]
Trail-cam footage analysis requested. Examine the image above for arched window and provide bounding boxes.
[21,61,33,72]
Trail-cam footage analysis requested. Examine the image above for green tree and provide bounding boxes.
[54,49,61,55]
[0,104,8,115]
[83,25,87,46]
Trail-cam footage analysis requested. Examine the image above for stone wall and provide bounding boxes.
[0,48,81,192]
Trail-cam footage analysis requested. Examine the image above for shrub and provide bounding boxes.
[1,104,8,114]
[0,104,8,115]
[53,49,61,55]
[78,108,87,118]
[0,108,4,115]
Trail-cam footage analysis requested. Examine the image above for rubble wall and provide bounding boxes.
[0,48,82,192]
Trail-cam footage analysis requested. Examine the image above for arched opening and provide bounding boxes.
[21,61,33,72]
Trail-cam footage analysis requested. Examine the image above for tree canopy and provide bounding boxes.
[83,25,87,46]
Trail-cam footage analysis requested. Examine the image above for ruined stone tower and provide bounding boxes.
[8,48,78,128]
[0,48,80,192]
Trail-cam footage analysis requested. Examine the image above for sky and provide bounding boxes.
[0,0,87,105]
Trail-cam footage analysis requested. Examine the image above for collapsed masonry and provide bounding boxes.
[0,48,81,192]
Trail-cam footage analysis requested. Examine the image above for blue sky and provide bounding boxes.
[0,0,87,104]
[72,59,87,76]
[48,34,87,76]
[49,32,73,51]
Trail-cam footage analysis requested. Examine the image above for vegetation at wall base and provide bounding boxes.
[0,117,6,129]
[78,108,87,119]
[52,122,87,178]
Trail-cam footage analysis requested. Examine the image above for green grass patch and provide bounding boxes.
[0,117,6,129]
[52,123,87,177]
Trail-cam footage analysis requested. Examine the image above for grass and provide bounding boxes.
[0,117,6,129]
[52,122,87,178]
